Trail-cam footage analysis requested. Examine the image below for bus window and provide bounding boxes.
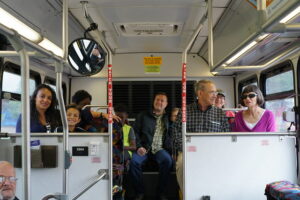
[1,69,39,133]
[261,61,295,132]
[3,71,36,95]
[1,98,21,133]
[113,81,195,118]
[265,70,294,95]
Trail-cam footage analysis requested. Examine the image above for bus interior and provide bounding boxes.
[0,0,300,200]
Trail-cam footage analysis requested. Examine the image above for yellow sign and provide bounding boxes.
[144,57,162,66]
[144,57,162,73]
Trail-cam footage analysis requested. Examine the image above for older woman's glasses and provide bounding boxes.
[241,93,257,100]
[0,176,18,183]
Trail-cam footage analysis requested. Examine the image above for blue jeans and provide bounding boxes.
[129,149,173,195]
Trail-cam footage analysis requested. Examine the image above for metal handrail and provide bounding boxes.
[41,170,107,200]
[82,105,108,110]
[41,194,68,200]
[3,32,32,200]
[72,169,107,200]
[185,132,297,136]
[222,108,247,111]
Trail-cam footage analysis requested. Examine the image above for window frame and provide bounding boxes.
[0,61,41,131]
[260,60,295,132]
[113,80,196,118]
[296,57,300,131]
[260,60,295,101]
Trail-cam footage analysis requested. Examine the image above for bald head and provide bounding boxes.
[0,162,14,171]
[0,161,16,200]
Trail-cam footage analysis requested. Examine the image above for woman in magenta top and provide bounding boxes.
[233,85,276,132]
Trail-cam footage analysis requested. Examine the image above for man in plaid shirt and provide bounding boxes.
[173,80,230,192]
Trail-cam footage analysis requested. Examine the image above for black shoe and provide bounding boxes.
[134,193,144,200]
[159,194,168,200]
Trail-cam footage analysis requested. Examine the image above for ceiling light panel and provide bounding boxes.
[115,23,183,36]
[0,7,42,42]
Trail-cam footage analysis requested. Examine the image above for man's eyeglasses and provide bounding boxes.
[0,176,18,183]
[241,93,257,100]
[207,91,218,95]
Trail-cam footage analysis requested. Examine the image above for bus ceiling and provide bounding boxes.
[0,0,300,76]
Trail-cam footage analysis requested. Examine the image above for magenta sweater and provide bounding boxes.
[233,110,276,132]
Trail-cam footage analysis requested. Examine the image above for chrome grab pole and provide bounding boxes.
[80,3,113,198]
[60,0,70,195]
[257,0,267,25]
[62,0,68,62]
[181,2,208,199]
[19,48,31,200]
[6,32,31,200]
[208,0,213,70]
[107,45,113,200]
[55,62,70,196]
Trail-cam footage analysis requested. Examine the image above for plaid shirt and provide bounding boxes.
[151,115,165,153]
[173,102,230,152]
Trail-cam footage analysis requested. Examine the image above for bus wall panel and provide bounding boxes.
[70,79,108,107]
[0,135,109,200]
[93,54,212,78]
[186,135,297,200]
[71,76,235,108]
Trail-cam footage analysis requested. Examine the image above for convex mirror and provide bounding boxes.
[68,38,106,76]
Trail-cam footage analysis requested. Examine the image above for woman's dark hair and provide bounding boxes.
[30,84,61,129]
[240,85,265,106]
[72,90,92,105]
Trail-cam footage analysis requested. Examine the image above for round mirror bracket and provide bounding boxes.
[84,23,98,38]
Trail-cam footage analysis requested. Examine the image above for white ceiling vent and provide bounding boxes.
[114,23,183,36]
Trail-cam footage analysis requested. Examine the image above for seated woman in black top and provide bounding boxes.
[16,84,61,133]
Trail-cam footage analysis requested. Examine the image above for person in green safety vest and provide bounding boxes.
[114,104,136,165]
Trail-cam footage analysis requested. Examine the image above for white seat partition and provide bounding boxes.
[0,133,109,200]
[1,132,297,200]
[185,133,297,200]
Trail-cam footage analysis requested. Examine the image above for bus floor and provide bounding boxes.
[123,169,180,200]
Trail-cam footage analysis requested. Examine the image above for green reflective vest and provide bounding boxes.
[123,124,132,157]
